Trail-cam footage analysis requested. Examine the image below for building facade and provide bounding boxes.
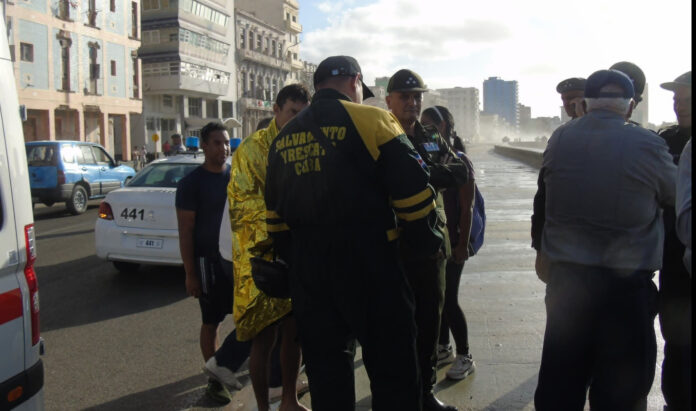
[6,0,142,160]
[483,76,519,134]
[137,0,238,151]
[234,0,301,137]
[438,87,480,142]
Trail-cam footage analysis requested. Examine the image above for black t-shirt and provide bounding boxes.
[175,165,230,257]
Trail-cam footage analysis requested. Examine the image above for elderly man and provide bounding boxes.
[533,69,677,410]
[657,71,692,411]
[556,77,587,119]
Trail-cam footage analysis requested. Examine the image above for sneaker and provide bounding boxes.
[437,344,454,366]
[268,378,310,403]
[203,356,244,390]
[205,379,232,405]
[446,354,475,380]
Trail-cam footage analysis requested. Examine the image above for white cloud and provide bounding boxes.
[301,0,692,124]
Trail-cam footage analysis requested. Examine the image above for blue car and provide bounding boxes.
[26,141,136,214]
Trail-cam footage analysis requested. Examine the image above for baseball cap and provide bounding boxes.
[584,69,635,99]
[387,69,428,93]
[313,55,375,99]
[609,61,646,102]
[556,77,586,94]
[660,71,692,91]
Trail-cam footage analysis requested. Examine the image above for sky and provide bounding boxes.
[297,0,692,125]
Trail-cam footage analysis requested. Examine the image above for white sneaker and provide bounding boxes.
[268,378,310,403]
[446,353,475,380]
[437,344,454,366]
[203,356,244,390]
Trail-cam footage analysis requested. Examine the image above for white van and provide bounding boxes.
[0,10,45,411]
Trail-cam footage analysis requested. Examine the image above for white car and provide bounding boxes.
[95,153,232,272]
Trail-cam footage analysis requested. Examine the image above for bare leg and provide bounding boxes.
[250,325,277,411]
[279,316,309,411]
[200,323,219,362]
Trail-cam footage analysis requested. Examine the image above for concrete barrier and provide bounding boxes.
[493,144,543,168]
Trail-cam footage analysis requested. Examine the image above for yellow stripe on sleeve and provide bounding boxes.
[392,187,433,209]
[266,210,280,219]
[266,222,290,232]
[340,101,406,161]
[395,201,436,222]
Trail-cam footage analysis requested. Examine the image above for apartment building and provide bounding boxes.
[137,0,238,151]
[438,87,480,141]
[6,0,142,160]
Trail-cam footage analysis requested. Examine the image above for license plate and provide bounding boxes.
[136,238,163,249]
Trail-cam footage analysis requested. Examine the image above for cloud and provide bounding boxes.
[300,0,692,124]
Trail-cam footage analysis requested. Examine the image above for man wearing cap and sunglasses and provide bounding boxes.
[386,69,469,411]
[264,56,444,410]
[533,69,677,411]
[656,70,692,411]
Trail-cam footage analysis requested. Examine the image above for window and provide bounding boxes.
[61,145,76,163]
[162,94,173,108]
[222,101,233,118]
[292,15,296,22]
[88,43,99,94]
[271,40,275,56]
[58,0,70,19]
[142,30,160,44]
[93,147,112,165]
[285,12,289,20]
[206,99,218,118]
[87,0,97,26]
[256,33,261,50]
[110,0,116,12]
[78,145,96,164]
[142,0,159,10]
[239,29,245,48]
[146,117,155,130]
[188,98,202,117]
[110,60,117,76]
[132,54,139,98]
[161,118,176,131]
[131,2,138,37]
[20,42,33,62]
[59,39,71,91]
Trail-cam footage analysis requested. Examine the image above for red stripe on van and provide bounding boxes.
[0,288,23,325]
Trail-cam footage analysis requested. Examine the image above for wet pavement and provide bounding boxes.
[209,144,666,411]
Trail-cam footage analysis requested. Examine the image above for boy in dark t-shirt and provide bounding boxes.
[175,123,237,404]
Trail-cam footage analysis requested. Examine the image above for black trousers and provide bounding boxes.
[290,236,421,411]
[439,261,470,355]
[402,253,446,394]
[659,229,692,411]
[535,262,658,411]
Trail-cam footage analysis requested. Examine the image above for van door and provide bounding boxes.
[75,144,101,196]
[0,79,25,385]
[91,145,121,193]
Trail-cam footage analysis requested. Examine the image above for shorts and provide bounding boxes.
[197,255,234,325]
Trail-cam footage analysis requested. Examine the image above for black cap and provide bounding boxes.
[584,69,634,99]
[556,77,586,94]
[609,62,646,102]
[661,71,691,91]
[387,69,428,93]
[313,55,374,99]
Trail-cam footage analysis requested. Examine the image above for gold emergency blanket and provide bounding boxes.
[228,119,292,341]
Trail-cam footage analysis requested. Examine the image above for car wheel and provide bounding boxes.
[66,185,88,215]
[113,261,140,273]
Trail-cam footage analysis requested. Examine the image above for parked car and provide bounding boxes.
[0,16,45,410]
[26,141,136,215]
[95,153,205,272]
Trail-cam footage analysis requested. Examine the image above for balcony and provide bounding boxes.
[238,49,290,72]
[142,62,230,96]
[285,19,302,33]
[240,97,273,112]
[290,58,303,71]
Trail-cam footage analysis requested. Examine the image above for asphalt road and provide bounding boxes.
[32,145,666,411]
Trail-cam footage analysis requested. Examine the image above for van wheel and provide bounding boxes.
[113,261,140,273]
[66,185,88,215]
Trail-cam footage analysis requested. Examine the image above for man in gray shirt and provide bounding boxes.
[534,69,677,411]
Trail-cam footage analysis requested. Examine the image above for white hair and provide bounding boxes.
[584,84,633,115]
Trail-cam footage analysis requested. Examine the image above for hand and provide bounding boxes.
[535,251,551,283]
[451,243,469,264]
[185,274,202,298]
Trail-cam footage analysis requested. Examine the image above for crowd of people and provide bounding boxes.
[174,54,691,411]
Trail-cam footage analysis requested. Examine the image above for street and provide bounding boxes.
[33,144,665,410]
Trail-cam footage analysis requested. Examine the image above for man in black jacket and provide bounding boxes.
[265,56,443,411]
[386,69,469,411]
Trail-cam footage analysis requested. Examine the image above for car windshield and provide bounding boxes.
[26,145,58,167]
[127,163,199,188]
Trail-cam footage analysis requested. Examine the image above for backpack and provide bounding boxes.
[468,184,486,256]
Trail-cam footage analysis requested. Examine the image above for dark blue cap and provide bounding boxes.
[584,69,635,99]
[230,138,242,150]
